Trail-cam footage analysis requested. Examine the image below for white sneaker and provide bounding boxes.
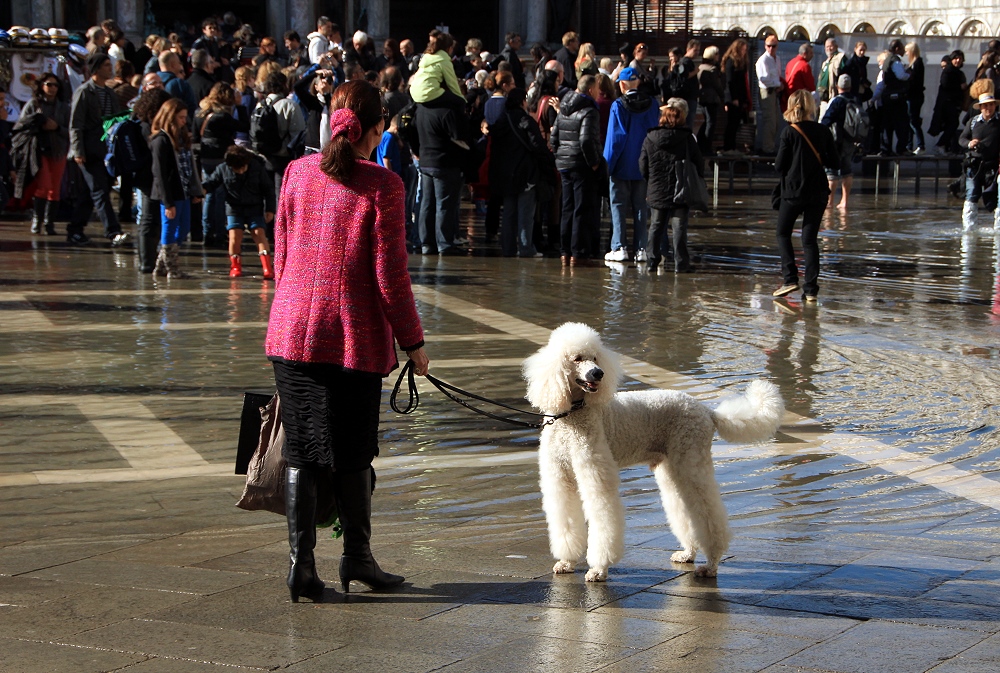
[635,249,647,262]
[604,248,629,262]
[912,147,926,156]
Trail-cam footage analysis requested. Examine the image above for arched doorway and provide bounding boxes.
[785,25,809,42]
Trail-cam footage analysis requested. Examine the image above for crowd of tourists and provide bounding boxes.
[0,17,998,283]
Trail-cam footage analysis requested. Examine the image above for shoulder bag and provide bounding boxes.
[674,134,710,213]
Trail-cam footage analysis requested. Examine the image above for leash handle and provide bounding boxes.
[389,360,572,429]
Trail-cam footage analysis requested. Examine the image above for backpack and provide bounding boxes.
[103,116,150,179]
[840,99,870,142]
[250,99,283,156]
[397,100,419,146]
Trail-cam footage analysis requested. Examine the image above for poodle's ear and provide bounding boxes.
[594,340,623,405]
[522,343,573,414]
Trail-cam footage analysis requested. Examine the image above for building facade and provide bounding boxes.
[692,2,1000,42]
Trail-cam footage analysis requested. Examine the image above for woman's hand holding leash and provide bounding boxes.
[407,347,429,376]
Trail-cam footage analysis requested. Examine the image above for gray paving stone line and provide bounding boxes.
[3,635,275,671]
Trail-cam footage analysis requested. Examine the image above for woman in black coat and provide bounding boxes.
[773,90,839,301]
[131,88,173,272]
[488,88,551,257]
[639,98,703,272]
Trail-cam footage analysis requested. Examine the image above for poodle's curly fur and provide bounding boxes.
[523,323,785,580]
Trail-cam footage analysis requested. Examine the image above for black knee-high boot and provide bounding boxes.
[334,467,404,592]
[285,466,325,602]
[30,197,45,234]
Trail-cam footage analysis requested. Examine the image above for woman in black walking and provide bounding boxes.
[772,90,839,302]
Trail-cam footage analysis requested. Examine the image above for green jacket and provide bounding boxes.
[408,51,462,103]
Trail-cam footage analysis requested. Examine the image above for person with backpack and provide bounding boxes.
[202,145,275,278]
[254,71,305,194]
[489,88,550,257]
[15,73,69,236]
[69,52,130,247]
[640,98,703,273]
[821,74,865,211]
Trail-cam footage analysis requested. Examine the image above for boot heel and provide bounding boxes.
[341,580,350,593]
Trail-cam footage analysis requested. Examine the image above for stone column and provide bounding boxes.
[366,0,390,42]
[526,0,547,45]
[289,0,313,38]
[117,0,142,38]
[30,0,55,27]
[500,0,524,44]
[267,0,286,43]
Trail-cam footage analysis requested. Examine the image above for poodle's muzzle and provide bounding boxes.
[574,364,604,393]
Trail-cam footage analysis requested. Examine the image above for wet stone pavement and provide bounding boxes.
[0,189,999,673]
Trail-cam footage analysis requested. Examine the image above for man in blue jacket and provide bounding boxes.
[603,67,661,262]
[157,51,196,118]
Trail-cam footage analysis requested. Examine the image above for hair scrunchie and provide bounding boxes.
[330,108,363,143]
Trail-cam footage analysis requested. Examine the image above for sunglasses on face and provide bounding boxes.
[765,43,777,48]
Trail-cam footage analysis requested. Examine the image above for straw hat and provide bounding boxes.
[973,92,997,109]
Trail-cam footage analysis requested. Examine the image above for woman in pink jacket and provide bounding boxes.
[265,80,430,602]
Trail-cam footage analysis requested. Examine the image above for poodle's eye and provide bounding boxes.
[573,355,583,362]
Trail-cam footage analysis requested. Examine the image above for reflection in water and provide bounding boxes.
[764,308,820,418]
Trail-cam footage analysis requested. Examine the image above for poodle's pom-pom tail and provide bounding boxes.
[710,380,784,445]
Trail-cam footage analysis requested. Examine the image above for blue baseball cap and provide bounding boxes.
[617,67,639,82]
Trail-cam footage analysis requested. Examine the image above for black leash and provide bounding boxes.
[389,360,581,429]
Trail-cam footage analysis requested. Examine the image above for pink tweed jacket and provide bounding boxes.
[265,154,424,376]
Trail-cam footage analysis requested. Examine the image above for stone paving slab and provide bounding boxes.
[0,583,197,640]
[281,643,458,673]
[433,633,636,672]
[425,602,695,650]
[65,618,339,668]
[594,627,819,673]
[0,638,146,673]
[592,591,860,641]
[777,621,987,673]
[23,558,258,595]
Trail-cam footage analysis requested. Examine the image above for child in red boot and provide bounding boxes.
[202,146,276,278]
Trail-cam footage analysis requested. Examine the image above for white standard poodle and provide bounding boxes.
[522,322,785,581]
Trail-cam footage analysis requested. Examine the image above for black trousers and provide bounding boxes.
[881,96,910,154]
[723,104,747,151]
[776,200,825,296]
[698,102,721,154]
[137,191,161,271]
[648,206,690,271]
[559,169,599,258]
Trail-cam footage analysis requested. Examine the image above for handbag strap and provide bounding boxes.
[200,112,217,139]
[790,123,822,164]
